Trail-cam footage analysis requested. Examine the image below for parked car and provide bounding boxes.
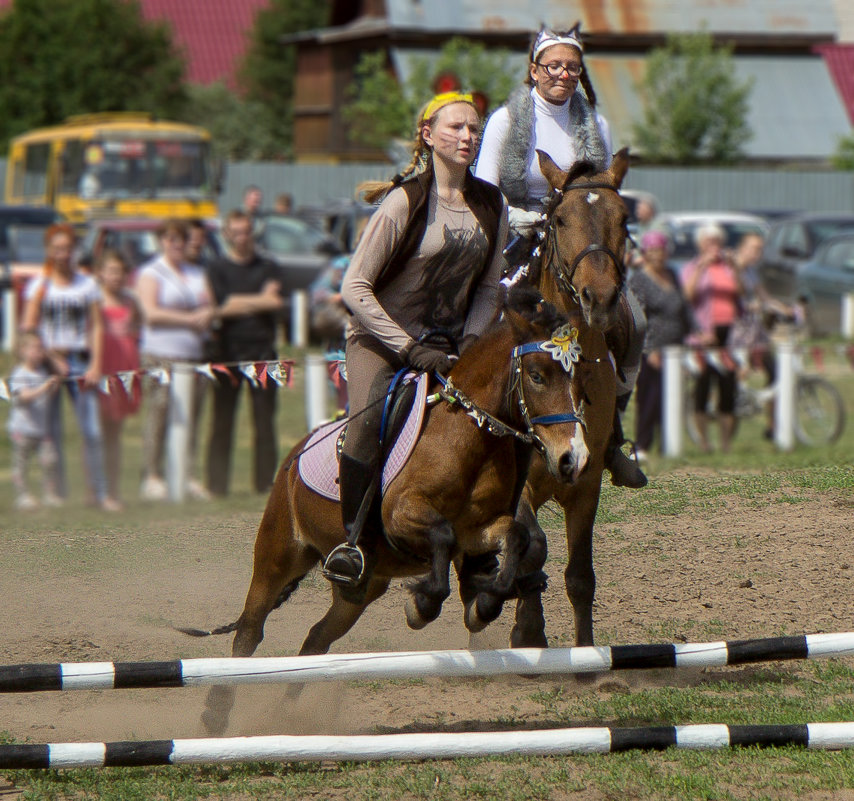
[79,217,222,272]
[790,232,854,336]
[758,213,854,311]
[295,200,376,254]
[0,205,62,292]
[652,211,769,270]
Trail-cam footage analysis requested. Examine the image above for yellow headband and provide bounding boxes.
[421,91,475,123]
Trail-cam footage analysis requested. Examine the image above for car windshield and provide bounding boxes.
[262,217,326,255]
[824,239,854,269]
[668,220,766,261]
[805,220,854,244]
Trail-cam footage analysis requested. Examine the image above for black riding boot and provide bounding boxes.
[605,402,648,489]
[323,454,380,586]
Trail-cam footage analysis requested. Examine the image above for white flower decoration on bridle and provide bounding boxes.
[541,323,582,372]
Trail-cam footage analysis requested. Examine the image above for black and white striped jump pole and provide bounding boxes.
[3,723,854,769]
[1,632,852,694]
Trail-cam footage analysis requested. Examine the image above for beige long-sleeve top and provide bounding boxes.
[342,184,508,354]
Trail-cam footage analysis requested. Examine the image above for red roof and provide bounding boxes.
[0,0,269,87]
[816,44,854,125]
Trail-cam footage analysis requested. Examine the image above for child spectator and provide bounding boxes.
[7,331,62,509]
[97,249,142,509]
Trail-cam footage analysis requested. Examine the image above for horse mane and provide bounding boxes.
[504,283,567,335]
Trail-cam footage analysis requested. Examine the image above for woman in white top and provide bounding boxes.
[136,218,214,500]
[475,25,612,230]
[475,25,647,490]
[21,223,117,509]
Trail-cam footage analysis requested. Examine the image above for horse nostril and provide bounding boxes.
[558,451,574,479]
[581,287,593,303]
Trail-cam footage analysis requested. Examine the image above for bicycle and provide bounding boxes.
[683,347,845,447]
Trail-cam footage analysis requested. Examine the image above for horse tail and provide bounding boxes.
[174,573,308,638]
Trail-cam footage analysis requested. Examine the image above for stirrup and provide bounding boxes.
[322,543,366,587]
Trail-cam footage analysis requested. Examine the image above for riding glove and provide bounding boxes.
[404,343,455,376]
[508,206,546,235]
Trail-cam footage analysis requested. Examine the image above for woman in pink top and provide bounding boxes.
[681,223,744,453]
[97,249,142,508]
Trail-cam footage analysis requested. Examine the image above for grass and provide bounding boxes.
[1,341,853,799]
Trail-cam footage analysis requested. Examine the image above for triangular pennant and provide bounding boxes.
[280,360,295,388]
[150,367,170,386]
[240,362,260,387]
[254,362,268,389]
[76,377,88,393]
[119,371,136,396]
[195,363,218,382]
[211,363,238,386]
[0,379,9,402]
[99,376,112,395]
[267,362,287,387]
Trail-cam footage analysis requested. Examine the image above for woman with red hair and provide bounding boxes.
[21,224,118,510]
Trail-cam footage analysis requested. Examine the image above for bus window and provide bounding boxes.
[60,140,85,194]
[22,143,50,199]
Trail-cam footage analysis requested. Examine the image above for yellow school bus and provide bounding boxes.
[5,112,219,223]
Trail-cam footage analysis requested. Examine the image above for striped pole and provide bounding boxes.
[1,632,852,694]
[2,723,854,769]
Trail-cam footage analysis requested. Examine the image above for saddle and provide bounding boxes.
[298,372,429,502]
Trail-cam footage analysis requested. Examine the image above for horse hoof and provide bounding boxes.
[404,595,430,630]
[464,593,502,633]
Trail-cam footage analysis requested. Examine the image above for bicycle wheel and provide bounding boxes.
[794,377,845,446]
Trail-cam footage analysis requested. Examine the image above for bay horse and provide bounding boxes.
[506,148,633,652]
[194,293,594,734]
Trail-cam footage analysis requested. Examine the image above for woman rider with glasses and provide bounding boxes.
[475,25,648,489]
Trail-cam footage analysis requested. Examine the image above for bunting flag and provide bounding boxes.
[254,362,269,389]
[98,376,112,395]
[194,363,218,382]
[149,367,170,386]
[0,379,8,402]
[210,363,238,386]
[240,362,260,387]
[118,371,137,397]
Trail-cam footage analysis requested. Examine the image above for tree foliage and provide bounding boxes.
[239,0,331,158]
[343,37,518,151]
[0,0,186,149]
[831,132,854,170]
[632,31,753,165]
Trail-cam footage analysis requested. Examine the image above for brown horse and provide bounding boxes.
[507,149,633,651]
[195,293,595,734]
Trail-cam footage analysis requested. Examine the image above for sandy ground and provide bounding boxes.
[1,478,851,751]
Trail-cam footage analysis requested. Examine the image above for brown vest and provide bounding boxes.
[374,168,504,293]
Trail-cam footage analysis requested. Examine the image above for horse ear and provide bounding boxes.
[536,149,569,191]
[607,147,630,188]
[504,306,534,340]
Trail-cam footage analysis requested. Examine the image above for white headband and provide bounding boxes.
[533,29,583,62]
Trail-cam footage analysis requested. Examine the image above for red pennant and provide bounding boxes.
[211,363,239,386]
[810,346,824,372]
[254,362,268,389]
[281,360,295,388]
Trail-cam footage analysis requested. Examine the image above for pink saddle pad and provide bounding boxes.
[298,373,429,502]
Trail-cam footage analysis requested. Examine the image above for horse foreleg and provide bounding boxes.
[463,516,526,633]
[404,520,455,630]
[509,499,549,649]
[299,577,390,655]
[559,479,601,648]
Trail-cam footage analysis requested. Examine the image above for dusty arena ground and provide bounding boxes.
[1,468,851,754]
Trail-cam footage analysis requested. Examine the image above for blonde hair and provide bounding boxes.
[357,93,480,204]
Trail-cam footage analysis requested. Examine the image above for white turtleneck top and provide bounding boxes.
[475,87,612,208]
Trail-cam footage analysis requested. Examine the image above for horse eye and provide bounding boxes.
[528,370,544,385]
[555,217,567,228]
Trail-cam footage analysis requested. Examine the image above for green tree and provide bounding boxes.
[179,82,280,161]
[632,31,753,164]
[831,132,854,170]
[343,37,518,150]
[0,0,186,148]
[239,0,331,158]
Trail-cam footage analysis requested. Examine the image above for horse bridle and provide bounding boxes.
[541,180,627,300]
[434,335,584,455]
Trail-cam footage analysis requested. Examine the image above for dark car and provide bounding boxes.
[759,213,854,308]
[295,200,375,255]
[0,205,63,291]
[80,217,222,271]
[792,232,854,336]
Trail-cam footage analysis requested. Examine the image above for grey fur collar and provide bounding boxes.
[496,85,608,208]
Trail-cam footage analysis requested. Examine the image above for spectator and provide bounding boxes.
[136,219,214,501]
[242,184,265,237]
[6,331,62,510]
[274,193,293,214]
[205,210,284,497]
[185,218,209,268]
[97,249,142,509]
[681,222,744,453]
[21,224,116,510]
[628,230,694,460]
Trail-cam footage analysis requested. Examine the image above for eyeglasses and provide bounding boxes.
[538,61,583,79]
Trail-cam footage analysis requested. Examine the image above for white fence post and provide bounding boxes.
[291,289,308,348]
[662,345,684,457]
[842,293,854,339]
[774,341,796,451]
[2,287,16,352]
[304,354,328,432]
[166,364,194,502]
